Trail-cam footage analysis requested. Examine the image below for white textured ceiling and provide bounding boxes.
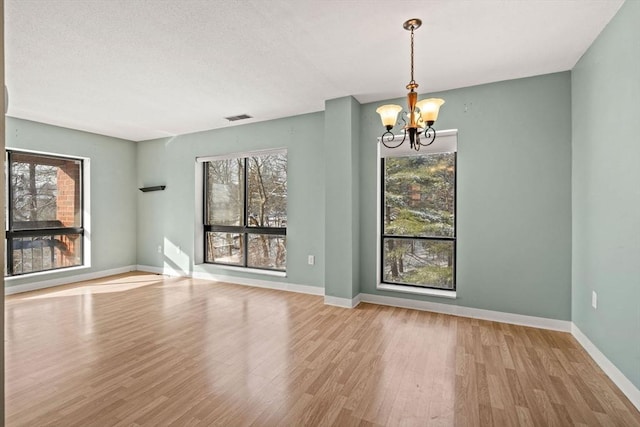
[5,0,625,142]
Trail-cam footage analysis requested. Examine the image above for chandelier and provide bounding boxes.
[376,19,445,150]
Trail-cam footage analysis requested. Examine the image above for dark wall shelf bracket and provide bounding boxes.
[139,185,166,192]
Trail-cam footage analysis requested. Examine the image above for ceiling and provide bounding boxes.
[5,0,625,142]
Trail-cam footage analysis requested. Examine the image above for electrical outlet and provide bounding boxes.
[308,255,315,265]
[157,245,162,254]
[592,291,597,309]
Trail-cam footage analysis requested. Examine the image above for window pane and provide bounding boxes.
[10,234,82,275]
[206,159,244,226]
[247,234,286,270]
[10,153,82,229]
[384,153,454,238]
[205,232,244,265]
[247,154,287,228]
[383,238,454,289]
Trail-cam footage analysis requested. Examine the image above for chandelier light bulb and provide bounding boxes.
[376,104,403,130]
[416,98,445,125]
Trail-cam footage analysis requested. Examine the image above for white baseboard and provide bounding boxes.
[136,264,190,277]
[136,264,324,296]
[4,265,138,295]
[135,264,165,275]
[359,293,572,332]
[571,323,640,412]
[324,294,361,308]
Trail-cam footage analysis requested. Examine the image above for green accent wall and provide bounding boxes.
[135,74,572,317]
[359,73,573,320]
[5,117,138,288]
[136,112,326,288]
[5,73,573,321]
[324,97,360,299]
[572,0,640,389]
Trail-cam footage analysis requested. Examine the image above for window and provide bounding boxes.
[379,133,457,290]
[5,151,85,276]
[203,151,287,271]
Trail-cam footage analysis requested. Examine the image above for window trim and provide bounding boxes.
[5,149,91,277]
[376,130,458,297]
[198,149,287,273]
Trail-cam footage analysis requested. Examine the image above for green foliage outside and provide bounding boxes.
[383,153,455,289]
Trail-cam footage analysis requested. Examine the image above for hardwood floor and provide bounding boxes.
[5,272,640,426]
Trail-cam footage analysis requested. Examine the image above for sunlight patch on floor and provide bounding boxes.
[21,274,163,299]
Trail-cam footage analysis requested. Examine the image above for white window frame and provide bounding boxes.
[376,129,458,299]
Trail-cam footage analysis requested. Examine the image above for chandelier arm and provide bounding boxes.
[417,126,437,147]
[400,116,410,148]
[381,130,404,148]
[401,127,409,147]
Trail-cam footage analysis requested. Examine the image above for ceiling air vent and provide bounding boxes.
[224,114,253,122]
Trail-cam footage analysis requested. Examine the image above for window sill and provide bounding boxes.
[5,264,91,282]
[198,263,287,278]
[377,283,456,299]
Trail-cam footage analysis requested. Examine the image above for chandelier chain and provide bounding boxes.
[410,26,415,83]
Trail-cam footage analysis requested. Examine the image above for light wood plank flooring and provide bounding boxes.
[5,272,640,426]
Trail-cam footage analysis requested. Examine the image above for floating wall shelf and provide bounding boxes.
[139,185,166,192]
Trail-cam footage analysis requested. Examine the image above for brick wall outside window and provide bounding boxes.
[56,161,81,266]
[6,151,84,275]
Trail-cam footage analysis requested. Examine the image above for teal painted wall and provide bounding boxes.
[6,73,573,321]
[572,0,640,389]
[324,97,360,298]
[5,117,138,287]
[136,112,326,288]
[359,73,573,320]
[350,98,361,299]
